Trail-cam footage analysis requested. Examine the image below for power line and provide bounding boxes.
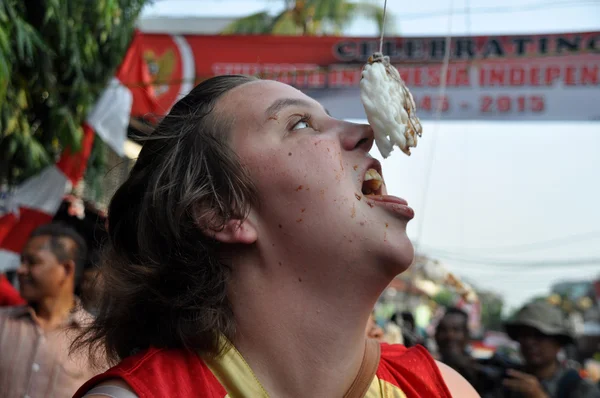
[419,250,600,268]
[413,0,454,252]
[419,230,600,255]
[380,0,599,21]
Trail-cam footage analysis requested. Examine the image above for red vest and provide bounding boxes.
[74,344,451,397]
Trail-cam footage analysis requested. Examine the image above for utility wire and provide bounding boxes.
[413,0,453,252]
[419,230,600,255]
[394,0,600,21]
[421,251,600,268]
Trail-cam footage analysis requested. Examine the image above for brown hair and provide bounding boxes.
[73,75,258,366]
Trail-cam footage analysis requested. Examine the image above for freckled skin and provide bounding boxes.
[222,80,414,289]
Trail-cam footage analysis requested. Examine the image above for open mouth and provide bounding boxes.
[358,162,414,220]
[361,168,384,196]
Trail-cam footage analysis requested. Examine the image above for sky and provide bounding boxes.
[141,0,600,310]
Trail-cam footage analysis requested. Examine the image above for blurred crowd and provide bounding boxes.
[369,302,600,397]
[1,221,600,397]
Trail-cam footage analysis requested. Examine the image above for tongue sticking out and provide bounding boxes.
[362,168,383,195]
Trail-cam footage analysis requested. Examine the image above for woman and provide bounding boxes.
[75,75,478,397]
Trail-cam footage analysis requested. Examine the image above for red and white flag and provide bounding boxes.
[0,60,134,272]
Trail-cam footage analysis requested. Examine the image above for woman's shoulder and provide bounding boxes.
[80,379,137,398]
[378,343,438,378]
[74,347,227,398]
[378,344,479,397]
[436,360,481,397]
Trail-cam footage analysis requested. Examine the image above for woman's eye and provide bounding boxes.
[292,119,310,130]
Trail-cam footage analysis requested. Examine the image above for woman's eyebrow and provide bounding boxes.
[264,98,312,120]
[264,98,328,121]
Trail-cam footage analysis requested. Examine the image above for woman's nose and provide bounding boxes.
[340,122,374,153]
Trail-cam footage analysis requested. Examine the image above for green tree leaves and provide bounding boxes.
[0,0,148,188]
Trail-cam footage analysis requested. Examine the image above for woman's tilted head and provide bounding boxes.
[220,79,414,281]
[75,75,415,366]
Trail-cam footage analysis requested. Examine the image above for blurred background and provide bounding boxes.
[1,0,599,394]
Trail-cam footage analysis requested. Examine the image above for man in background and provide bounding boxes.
[0,223,104,397]
[434,306,510,397]
[392,310,423,348]
[435,307,482,387]
[502,301,600,398]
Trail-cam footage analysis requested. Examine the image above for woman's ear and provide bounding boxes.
[210,218,257,245]
[194,203,258,245]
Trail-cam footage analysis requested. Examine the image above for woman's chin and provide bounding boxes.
[386,239,415,275]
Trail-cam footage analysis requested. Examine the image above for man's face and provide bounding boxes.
[516,326,562,367]
[17,236,68,303]
[435,314,468,355]
[222,80,414,288]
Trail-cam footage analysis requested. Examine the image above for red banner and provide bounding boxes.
[121,32,600,121]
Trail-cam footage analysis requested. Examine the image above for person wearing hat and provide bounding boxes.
[502,300,600,398]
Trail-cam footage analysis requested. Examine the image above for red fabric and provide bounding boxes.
[1,122,93,260]
[0,208,53,252]
[0,274,25,307]
[0,213,18,245]
[74,344,450,397]
[116,30,160,118]
[378,343,452,397]
[73,348,227,398]
[56,123,95,185]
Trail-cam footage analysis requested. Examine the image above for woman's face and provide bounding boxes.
[221,80,414,282]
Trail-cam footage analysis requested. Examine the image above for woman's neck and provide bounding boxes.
[228,257,388,397]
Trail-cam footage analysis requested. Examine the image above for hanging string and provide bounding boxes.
[413,0,454,253]
[379,0,388,53]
